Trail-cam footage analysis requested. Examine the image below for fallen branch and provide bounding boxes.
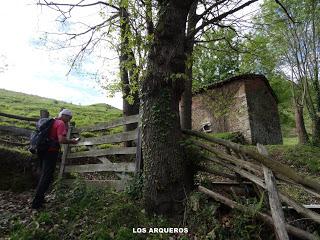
[198,186,318,240]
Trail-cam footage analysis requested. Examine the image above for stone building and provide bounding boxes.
[191,74,282,144]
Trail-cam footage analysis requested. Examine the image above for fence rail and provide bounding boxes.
[0,112,39,122]
[75,129,138,146]
[0,125,32,137]
[73,114,140,133]
[68,147,137,159]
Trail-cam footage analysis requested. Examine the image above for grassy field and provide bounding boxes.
[0,88,122,129]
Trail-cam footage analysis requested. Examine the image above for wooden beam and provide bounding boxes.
[98,157,133,181]
[0,125,32,136]
[0,112,39,122]
[75,129,138,146]
[64,162,135,173]
[257,144,289,240]
[67,147,136,159]
[73,114,139,133]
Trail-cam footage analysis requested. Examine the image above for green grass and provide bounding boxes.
[7,180,174,240]
[267,144,320,175]
[282,137,298,145]
[0,88,122,129]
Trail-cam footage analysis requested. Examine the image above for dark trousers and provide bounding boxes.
[32,151,59,204]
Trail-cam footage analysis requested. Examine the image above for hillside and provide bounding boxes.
[0,88,122,128]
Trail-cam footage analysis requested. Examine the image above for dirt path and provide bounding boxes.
[0,191,36,238]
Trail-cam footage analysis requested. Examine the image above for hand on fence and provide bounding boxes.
[70,137,80,144]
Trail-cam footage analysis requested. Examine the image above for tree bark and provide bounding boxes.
[294,102,309,144]
[142,0,194,215]
[180,0,198,130]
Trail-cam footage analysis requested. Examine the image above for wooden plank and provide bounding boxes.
[73,114,139,133]
[0,112,39,122]
[257,144,289,240]
[0,125,32,136]
[64,162,136,173]
[75,129,138,146]
[97,157,133,181]
[59,125,73,178]
[68,147,136,159]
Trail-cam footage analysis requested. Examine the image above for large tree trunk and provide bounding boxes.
[142,0,194,215]
[294,103,309,144]
[180,0,198,130]
[120,5,139,147]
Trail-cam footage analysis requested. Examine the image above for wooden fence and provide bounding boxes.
[183,129,320,240]
[0,110,49,146]
[0,110,141,190]
[59,114,140,191]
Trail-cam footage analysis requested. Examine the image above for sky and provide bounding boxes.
[0,1,261,111]
[0,0,123,109]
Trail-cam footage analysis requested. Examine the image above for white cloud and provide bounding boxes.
[0,0,123,109]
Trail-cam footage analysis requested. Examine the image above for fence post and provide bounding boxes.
[257,143,289,240]
[135,127,143,174]
[40,109,49,118]
[58,122,74,179]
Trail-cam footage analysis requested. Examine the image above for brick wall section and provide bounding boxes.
[191,81,252,143]
[244,78,283,144]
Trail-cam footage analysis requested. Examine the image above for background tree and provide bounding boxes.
[256,0,319,144]
[192,28,241,92]
[179,0,259,129]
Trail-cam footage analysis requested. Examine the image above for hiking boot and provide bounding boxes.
[31,201,43,210]
[31,197,44,209]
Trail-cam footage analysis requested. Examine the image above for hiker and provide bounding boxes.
[31,109,79,209]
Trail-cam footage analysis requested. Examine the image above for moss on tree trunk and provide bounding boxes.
[141,0,194,215]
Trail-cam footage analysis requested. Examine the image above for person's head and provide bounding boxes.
[58,109,73,123]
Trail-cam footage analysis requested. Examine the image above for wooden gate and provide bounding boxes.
[59,114,140,191]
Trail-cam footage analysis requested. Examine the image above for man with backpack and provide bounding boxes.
[31,109,79,209]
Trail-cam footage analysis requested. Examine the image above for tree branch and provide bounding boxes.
[189,0,258,39]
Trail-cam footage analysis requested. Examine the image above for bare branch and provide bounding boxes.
[189,0,258,39]
[274,0,296,24]
[38,0,119,11]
